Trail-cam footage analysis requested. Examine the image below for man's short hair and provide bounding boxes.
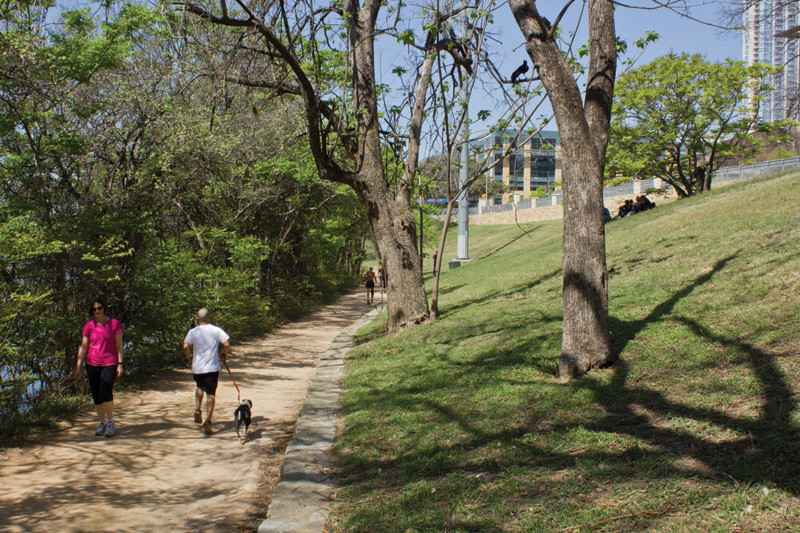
[197,308,210,322]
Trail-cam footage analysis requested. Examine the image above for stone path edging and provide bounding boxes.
[258,306,380,533]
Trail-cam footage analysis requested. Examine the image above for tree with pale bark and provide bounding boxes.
[505,0,626,380]
[176,0,494,334]
[506,0,729,380]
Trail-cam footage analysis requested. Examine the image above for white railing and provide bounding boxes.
[715,156,800,183]
[466,156,800,216]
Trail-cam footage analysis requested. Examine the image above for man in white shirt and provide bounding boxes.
[183,308,230,434]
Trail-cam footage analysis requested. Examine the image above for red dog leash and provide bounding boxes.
[221,354,241,403]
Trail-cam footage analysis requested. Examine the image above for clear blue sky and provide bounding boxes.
[616,1,742,63]
[494,0,743,67]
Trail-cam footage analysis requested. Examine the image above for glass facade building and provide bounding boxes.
[743,0,800,122]
[471,130,561,204]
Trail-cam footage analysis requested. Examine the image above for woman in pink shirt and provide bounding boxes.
[73,297,124,437]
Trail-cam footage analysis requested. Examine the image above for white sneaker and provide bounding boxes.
[105,419,115,437]
[95,422,106,436]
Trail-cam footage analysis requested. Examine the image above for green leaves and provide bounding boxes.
[634,31,660,50]
[607,53,773,195]
[49,6,147,83]
[0,1,366,427]
[0,215,67,260]
[397,30,415,46]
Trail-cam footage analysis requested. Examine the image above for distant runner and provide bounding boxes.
[364,267,376,304]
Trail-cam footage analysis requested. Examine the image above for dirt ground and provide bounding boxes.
[0,291,369,533]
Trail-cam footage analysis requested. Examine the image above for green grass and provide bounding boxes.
[329,172,800,532]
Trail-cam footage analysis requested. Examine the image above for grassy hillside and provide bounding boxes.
[330,173,800,532]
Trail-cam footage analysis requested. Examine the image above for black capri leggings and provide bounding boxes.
[86,364,117,405]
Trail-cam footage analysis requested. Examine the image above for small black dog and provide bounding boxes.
[234,399,253,445]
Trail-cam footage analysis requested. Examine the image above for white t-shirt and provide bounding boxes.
[184,324,230,374]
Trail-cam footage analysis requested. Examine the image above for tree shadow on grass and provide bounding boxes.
[610,251,740,354]
[610,253,674,276]
[571,350,800,492]
[476,225,543,260]
[439,268,561,318]
[586,247,800,492]
[434,283,466,297]
[334,247,799,530]
[336,344,799,529]
[340,345,799,522]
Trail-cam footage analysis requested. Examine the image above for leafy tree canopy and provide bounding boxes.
[468,177,507,198]
[0,1,367,436]
[606,53,781,197]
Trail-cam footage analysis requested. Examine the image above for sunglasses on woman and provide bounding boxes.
[93,306,104,311]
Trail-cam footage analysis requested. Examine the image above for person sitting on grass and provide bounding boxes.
[617,200,631,218]
[631,196,645,214]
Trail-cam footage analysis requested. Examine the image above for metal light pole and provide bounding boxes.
[485,170,489,207]
[456,10,470,261]
[456,146,470,260]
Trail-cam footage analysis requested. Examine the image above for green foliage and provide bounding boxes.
[607,53,778,196]
[765,145,796,161]
[0,2,366,439]
[528,186,547,198]
[397,30,415,46]
[606,175,632,187]
[468,178,507,198]
[577,31,659,69]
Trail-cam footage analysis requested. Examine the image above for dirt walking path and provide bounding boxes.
[0,291,370,532]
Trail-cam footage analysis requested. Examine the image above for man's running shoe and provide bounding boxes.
[105,419,115,437]
[95,422,106,436]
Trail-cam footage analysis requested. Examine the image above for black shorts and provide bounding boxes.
[365,280,375,289]
[193,372,219,395]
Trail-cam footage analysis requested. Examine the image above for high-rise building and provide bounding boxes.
[743,0,800,122]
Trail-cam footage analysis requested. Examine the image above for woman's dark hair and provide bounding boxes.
[88,296,109,317]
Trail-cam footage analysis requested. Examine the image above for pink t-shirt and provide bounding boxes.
[82,318,123,366]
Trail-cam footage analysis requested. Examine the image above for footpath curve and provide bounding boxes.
[0,290,375,532]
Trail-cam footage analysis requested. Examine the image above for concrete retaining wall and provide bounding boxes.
[460,156,800,226]
[466,178,675,225]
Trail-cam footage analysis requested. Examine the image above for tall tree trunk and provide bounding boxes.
[559,135,613,379]
[345,0,430,333]
[352,165,429,332]
[182,0,433,333]
[509,0,614,380]
[430,200,455,319]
